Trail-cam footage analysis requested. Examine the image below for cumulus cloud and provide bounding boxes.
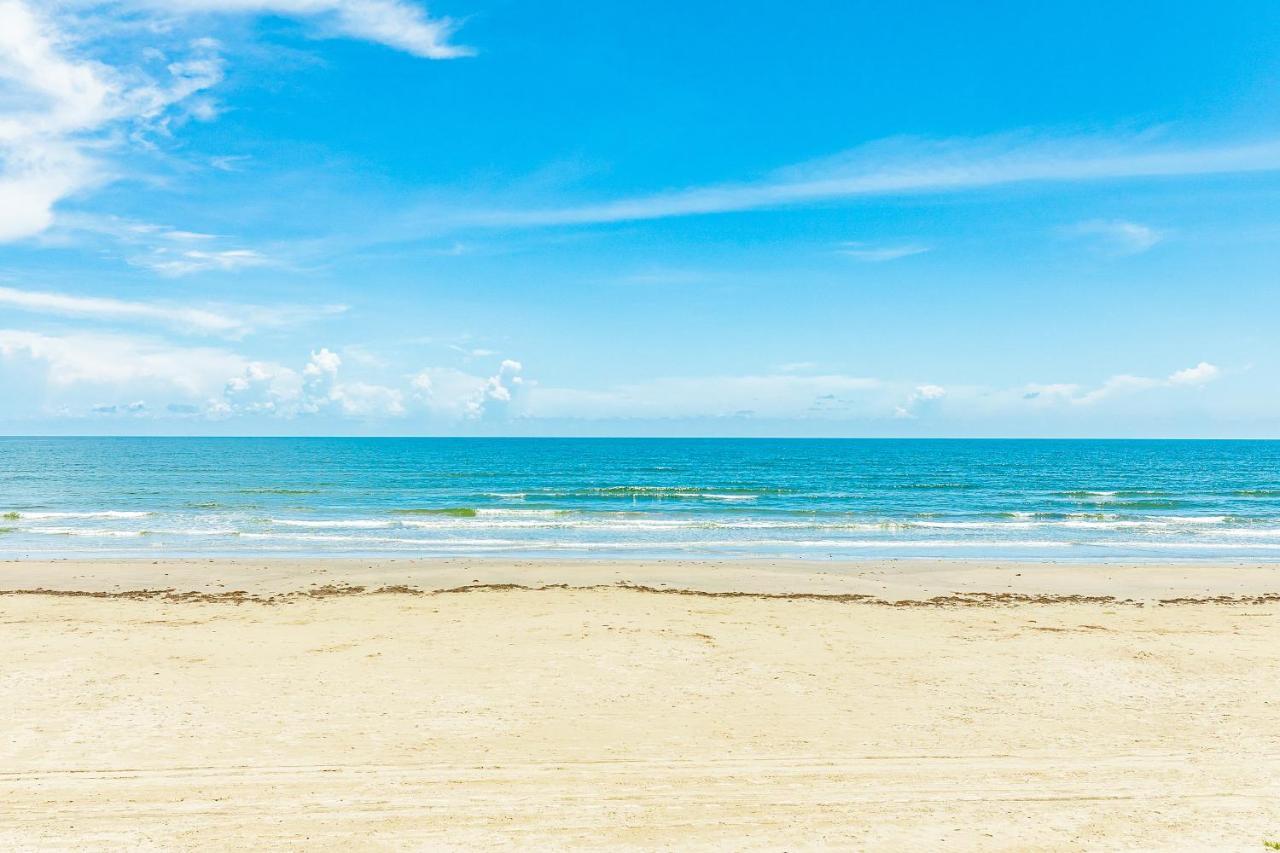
[330,381,405,416]
[412,358,524,419]
[1168,361,1220,386]
[893,383,947,419]
[304,346,342,377]
[293,347,405,417]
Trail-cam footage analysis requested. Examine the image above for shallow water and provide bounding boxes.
[2,437,1279,559]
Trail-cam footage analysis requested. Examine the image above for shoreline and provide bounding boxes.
[5,556,1280,602]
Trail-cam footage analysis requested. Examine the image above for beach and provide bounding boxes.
[3,559,1279,850]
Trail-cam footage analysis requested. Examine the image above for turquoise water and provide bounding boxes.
[2,437,1279,559]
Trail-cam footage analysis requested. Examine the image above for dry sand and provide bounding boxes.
[2,559,1280,850]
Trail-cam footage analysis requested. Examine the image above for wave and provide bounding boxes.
[1083,499,1187,510]
[271,518,395,529]
[1090,539,1280,551]
[1052,490,1173,499]
[6,510,151,520]
[890,482,979,491]
[391,507,478,518]
[220,533,1081,551]
[500,486,786,500]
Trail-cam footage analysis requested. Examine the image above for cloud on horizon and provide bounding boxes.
[0,328,1231,430]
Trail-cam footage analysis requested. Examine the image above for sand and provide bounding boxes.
[2,559,1280,850]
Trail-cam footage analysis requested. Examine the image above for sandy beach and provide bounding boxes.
[3,559,1280,850]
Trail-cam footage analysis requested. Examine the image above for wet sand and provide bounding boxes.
[2,559,1279,850]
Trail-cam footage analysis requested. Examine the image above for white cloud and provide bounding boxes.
[0,1,122,241]
[893,383,947,419]
[0,330,1228,427]
[0,1,226,241]
[294,347,406,417]
[1024,362,1221,406]
[0,284,346,336]
[133,247,271,276]
[0,0,468,244]
[0,331,410,420]
[455,132,1280,229]
[331,381,405,416]
[836,242,930,262]
[139,0,473,59]
[220,360,303,415]
[1168,361,1220,386]
[0,285,241,334]
[304,347,342,376]
[1063,219,1163,255]
[54,215,274,276]
[0,328,255,395]
[412,358,524,419]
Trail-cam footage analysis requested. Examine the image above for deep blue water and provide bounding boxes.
[2,437,1279,559]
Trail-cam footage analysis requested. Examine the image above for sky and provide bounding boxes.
[1,0,1279,437]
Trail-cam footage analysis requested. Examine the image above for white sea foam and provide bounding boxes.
[271,518,395,529]
[27,526,148,537]
[1090,540,1280,550]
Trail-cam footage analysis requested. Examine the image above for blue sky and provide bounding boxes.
[1,0,1278,436]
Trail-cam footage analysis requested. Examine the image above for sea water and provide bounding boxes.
[2,437,1279,560]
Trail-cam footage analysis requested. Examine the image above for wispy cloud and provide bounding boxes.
[1062,219,1164,255]
[0,285,345,337]
[836,241,931,262]
[0,0,469,246]
[134,247,272,276]
[53,215,275,276]
[140,0,474,59]
[0,1,231,241]
[453,132,1280,230]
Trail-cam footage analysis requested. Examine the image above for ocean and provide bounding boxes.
[2,437,1279,560]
